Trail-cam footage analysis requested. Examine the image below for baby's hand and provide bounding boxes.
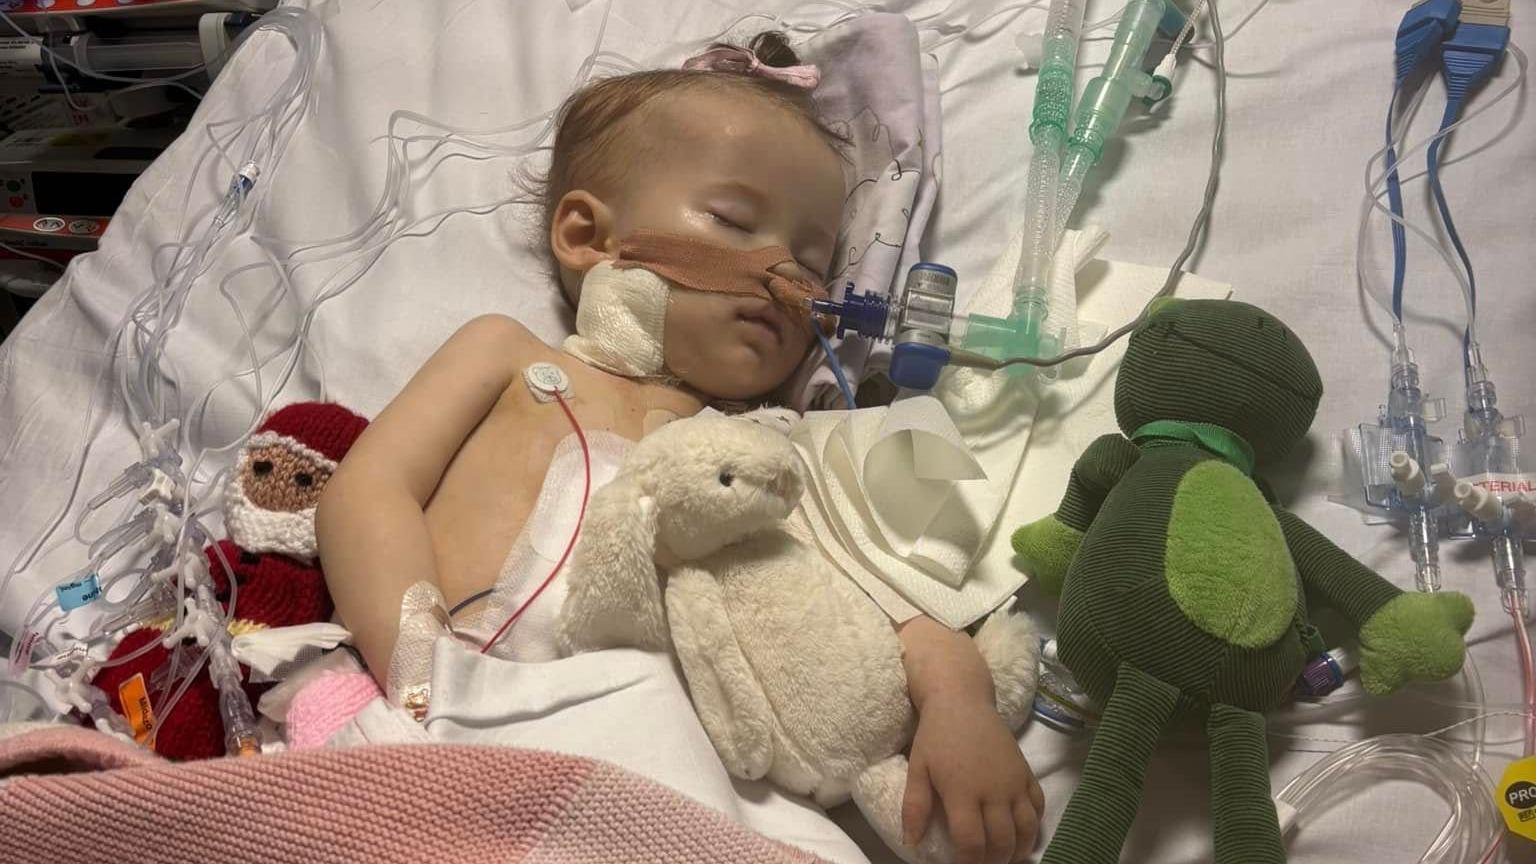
[903,698,1043,864]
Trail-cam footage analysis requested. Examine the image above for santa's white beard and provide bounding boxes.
[225,477,319,561]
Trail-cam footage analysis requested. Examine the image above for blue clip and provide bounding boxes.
[890,342,952,391]
[56,573,102,612]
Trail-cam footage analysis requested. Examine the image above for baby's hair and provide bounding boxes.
[534,32,848,291]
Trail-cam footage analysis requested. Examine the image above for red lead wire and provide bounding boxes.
[481,389,591,655]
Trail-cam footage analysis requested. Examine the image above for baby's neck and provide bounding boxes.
[560,347,707,417]
[636,376,708,417]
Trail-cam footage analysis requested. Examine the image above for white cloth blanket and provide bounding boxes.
[794,12,943,409]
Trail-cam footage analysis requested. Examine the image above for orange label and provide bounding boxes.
[117,673,156,745]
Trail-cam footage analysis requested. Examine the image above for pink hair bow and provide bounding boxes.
[681,45,821,90]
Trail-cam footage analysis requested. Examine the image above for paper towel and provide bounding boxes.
[792,215,1231,628]
[790,227,1111,627]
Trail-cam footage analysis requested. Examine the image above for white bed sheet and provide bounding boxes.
[3,1,1535,862]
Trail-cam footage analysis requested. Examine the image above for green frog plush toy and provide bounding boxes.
[1011,298,1474,864]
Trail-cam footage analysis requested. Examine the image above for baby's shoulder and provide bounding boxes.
[452,313,543,349]
[444,314,562,368]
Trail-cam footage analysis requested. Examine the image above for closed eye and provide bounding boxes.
[710,211,751,233]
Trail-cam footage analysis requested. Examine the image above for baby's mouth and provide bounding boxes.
[738,306,787,347]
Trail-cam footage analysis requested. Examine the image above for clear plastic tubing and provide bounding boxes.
[1275,590,1534,864]
[1275,733,1502,864]
[1053,0,1168,243]
[1009,0,1087,343]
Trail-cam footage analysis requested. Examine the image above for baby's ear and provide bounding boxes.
[556,478,669,654]
[550,189,620,298]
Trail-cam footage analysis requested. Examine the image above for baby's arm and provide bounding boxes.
[316,315,532,685]
[899,616,1043,864]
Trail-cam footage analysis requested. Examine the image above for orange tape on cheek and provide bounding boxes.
[612,229,830,330]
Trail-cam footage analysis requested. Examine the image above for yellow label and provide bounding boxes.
[117,673,156,746]
[1498,757,1536,840]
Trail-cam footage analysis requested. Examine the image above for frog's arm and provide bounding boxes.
[1273,506,1473,695]
[1272,507,1400,626]
[1011,433,1141,596]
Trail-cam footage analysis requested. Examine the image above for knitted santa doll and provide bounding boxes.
[93,402,367,759]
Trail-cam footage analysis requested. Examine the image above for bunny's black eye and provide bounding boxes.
[252,460,273,476]
[718,471,735,487]
[294,472,314,488]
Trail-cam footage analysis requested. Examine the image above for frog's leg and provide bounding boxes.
[1208,703,1284,864]
[1041,663,1179,864]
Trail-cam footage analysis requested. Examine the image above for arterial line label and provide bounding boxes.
[1465,473,1536,496]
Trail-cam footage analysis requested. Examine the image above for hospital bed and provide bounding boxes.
[1,0,1534,862]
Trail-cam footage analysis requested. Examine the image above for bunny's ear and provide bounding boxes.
[556,477,670,654]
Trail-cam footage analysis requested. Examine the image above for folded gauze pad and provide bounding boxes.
[563,261,669,378]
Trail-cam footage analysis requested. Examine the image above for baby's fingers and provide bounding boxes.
[983,802,1016,864]
[1011,799,1040,862]
[948,804,987,864]
[901,758,934,847]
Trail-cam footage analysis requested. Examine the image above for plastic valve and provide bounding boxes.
[1454,480,1506,523]
[1389,451,1425,496]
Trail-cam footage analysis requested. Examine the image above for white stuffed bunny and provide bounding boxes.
[557,413,1040,864]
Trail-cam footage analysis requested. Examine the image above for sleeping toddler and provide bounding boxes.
[315,32,1042,864]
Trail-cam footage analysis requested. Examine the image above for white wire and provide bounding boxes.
[1355,76,1432,321]
[920,0,1048,53]
[1167,0,1209,57]
[1181,0,1270,49]
[2,7,322,716]
[0,239,66,271]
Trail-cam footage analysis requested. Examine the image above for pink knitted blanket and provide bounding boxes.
[0,725,827,864]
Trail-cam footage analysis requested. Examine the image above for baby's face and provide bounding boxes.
[607,89,845,400]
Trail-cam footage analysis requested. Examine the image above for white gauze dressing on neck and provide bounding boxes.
[563,260,669,378]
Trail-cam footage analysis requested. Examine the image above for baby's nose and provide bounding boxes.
[768,261,815,287]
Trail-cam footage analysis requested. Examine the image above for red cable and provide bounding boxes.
[481,390,590,655]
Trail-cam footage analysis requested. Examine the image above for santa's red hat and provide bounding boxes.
[251,402,369,468]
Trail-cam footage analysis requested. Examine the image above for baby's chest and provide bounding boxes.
[451,371,650,491]
[424,371,652,593]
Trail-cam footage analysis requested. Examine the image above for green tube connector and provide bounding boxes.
[957,305,1062,376]
[1051,0,1168,244]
